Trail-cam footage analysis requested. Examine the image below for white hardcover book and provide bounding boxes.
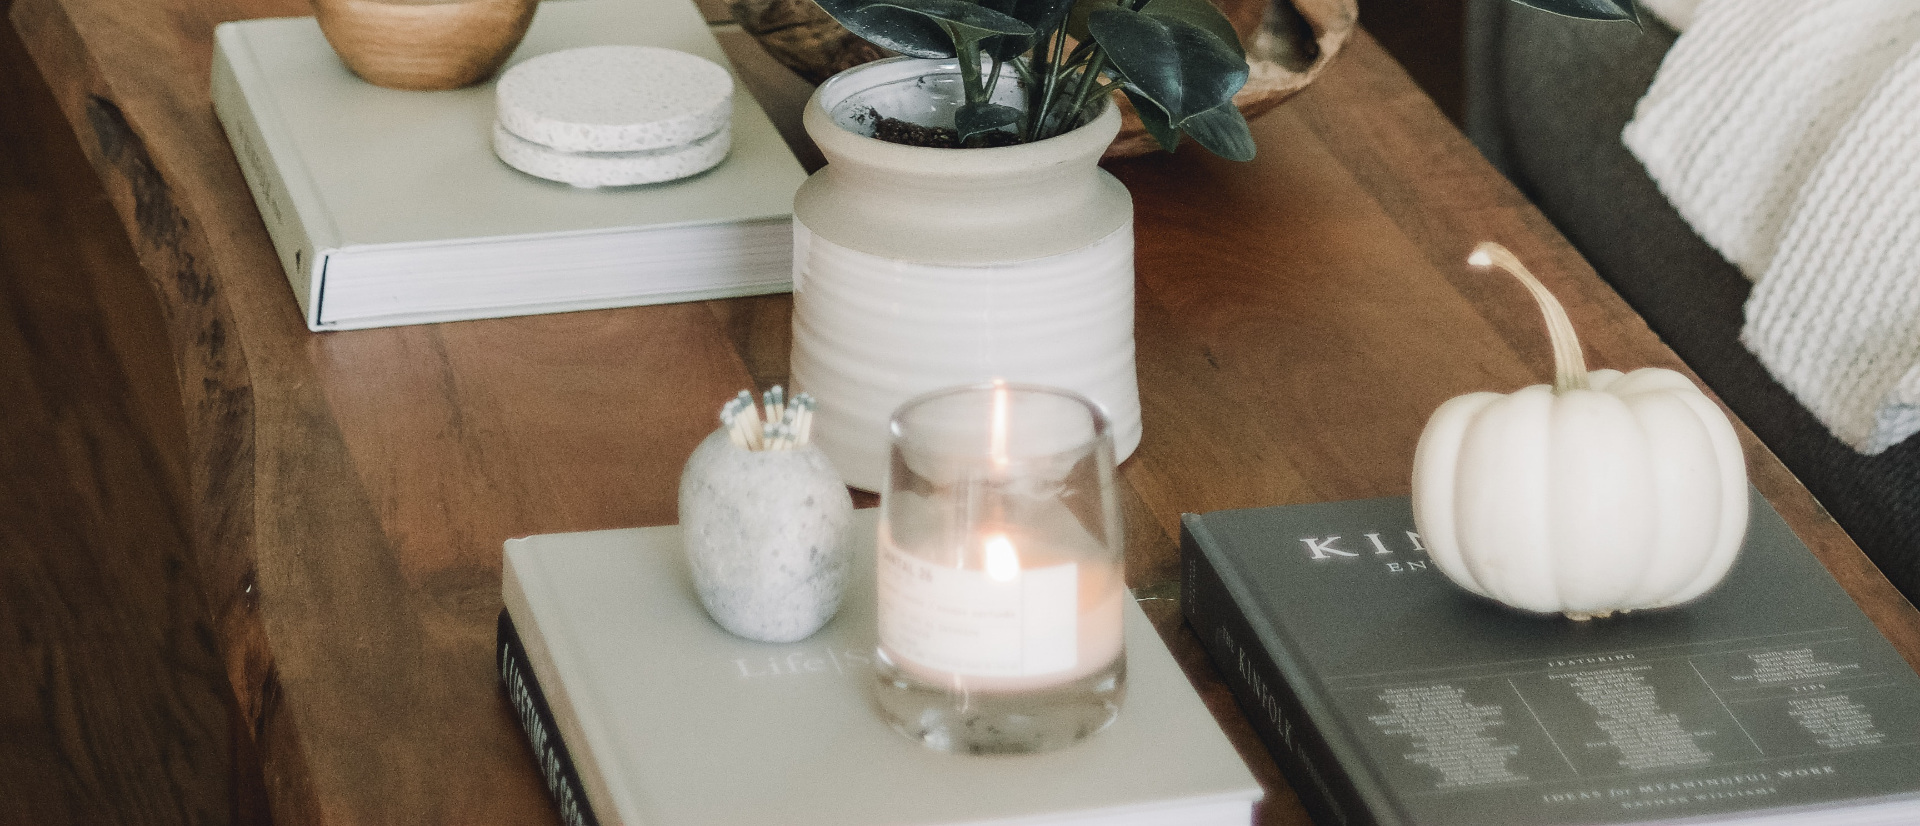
[499,509,1265,825]
[211,0,807,331]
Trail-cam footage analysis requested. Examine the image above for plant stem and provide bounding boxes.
[1028,35,1058,141]
[1064,48,1109,133]
[950,37,992,146]
[1013,56,1038,135]
[1022,38,1097,139]
[957,44,984,107]
[1049,33,1072,130]
[1469,242,1591,393]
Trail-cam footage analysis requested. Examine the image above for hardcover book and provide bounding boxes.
[210,0,807,331]
[1181,490,1920,826]
[499,509,1263,826]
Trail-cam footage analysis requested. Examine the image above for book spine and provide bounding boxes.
[208,25,327,330]
[1181,519,1382,826]
[497,611,601,826]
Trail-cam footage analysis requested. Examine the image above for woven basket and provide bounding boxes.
[731,0,1357,158]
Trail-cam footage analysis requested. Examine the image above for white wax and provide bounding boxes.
[877,538,1124,692]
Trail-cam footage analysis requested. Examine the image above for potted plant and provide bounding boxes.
[787,0,1637,491]
[813,0,1259,155]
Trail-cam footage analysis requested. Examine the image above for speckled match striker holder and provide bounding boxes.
[678,429,854,643]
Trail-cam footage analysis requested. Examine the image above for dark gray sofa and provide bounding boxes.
[1463,0,1920,604]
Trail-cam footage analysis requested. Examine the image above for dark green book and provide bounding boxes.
[1181,489,1920,825]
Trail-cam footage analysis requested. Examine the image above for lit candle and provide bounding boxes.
[877,525,1124,692]
[873,381,1126,753]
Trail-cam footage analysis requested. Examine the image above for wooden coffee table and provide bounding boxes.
[11,0,1919,822]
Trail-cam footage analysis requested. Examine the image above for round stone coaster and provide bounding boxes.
[493,121,731,187]
[497,45,733,153]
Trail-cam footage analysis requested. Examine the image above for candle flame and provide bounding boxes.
[984,533,1020,582]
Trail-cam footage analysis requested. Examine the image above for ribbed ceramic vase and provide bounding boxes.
[790,57,1141,492]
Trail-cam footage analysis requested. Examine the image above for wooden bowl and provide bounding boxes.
[730,0,1357,158]
[312,0,539,91]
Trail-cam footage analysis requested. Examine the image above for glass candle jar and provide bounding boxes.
[872,381,1126,754]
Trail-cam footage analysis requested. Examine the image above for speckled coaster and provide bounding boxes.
[496,45,734,153]
[492,121,731,187]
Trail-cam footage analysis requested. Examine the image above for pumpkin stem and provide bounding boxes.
[1469,242,1590,393]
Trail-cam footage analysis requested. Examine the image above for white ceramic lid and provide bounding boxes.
[492,120,731,188]
[496,45,733,153]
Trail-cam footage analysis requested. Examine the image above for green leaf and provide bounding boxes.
[1120,87,1180,153]
[1138,0,1243,60]
[956,102,1023,143]
[979,0,1075,59]
[820,0,954,57]
[1501,0,1637,22]
[1089,7,1246,122]
[1180,98,1255,160]
[1065,0,1121,42]
[1003,0,1076,34]
[973,0,1029,60]
[865,0,1036,39]
[855,0,1036,69]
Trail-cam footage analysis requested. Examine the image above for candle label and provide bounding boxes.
[878,542,1079,677]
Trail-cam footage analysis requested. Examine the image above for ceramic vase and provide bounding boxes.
[790,57,1141,491]
[678,428,853,643]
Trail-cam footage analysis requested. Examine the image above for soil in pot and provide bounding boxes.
[855,107,1023,148]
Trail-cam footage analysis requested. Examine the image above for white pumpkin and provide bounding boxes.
[1411,243,1749,620]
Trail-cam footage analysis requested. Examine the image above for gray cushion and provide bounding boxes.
[1465,0,1920,602]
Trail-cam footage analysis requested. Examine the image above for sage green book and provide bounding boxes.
[210,0,806,331]
[500,509,1263,825]
[1181,489,1920,826]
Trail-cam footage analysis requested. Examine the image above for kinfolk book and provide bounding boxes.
[499,509,1263,826]
[211,0,807,331]
[1181,490,1920,826]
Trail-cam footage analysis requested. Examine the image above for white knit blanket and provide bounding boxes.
[1623,0,1920,454]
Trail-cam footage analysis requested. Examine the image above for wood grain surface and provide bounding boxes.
[7,0,1918,823]
[0,9,268,822]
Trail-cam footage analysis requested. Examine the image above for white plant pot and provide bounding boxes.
[790,57,1141,491]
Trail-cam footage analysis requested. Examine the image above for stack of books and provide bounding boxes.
[211,0,807,331]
